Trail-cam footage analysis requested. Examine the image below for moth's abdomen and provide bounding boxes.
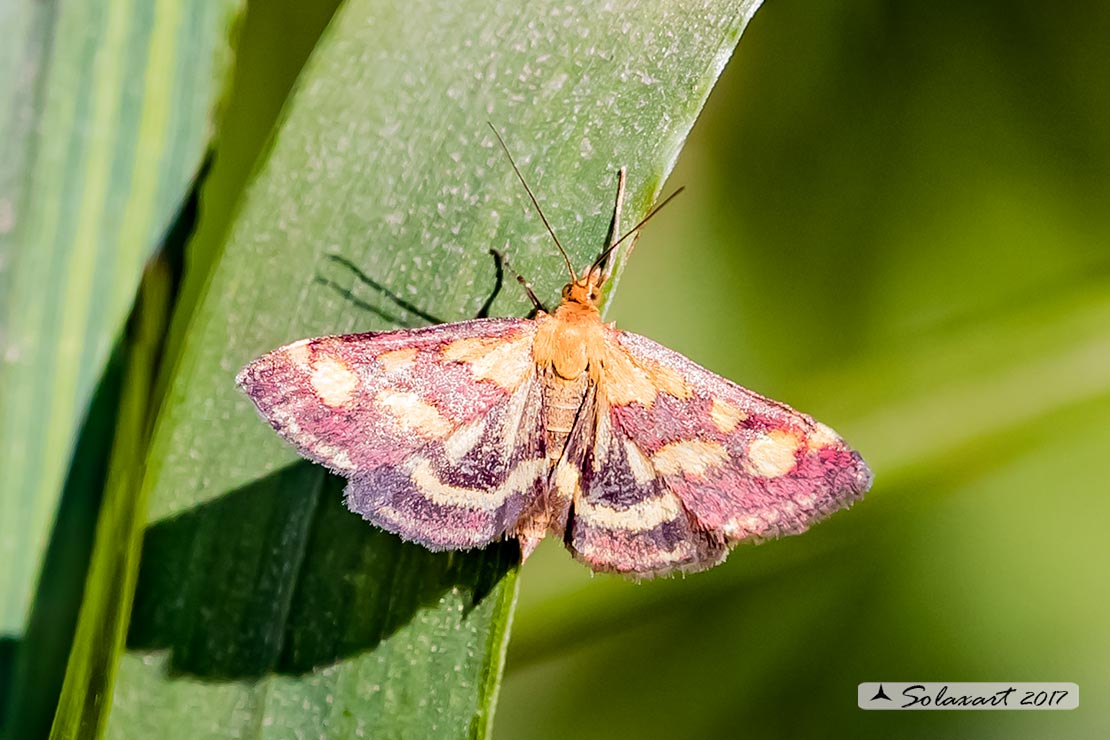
[541,370,591,461]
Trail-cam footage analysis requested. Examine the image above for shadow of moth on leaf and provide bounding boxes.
[129,462,516,679]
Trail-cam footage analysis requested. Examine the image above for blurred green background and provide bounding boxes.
[497,1,1110,738]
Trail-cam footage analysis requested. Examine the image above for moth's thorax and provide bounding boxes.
[532,289,609,479]
[532,297,609,382]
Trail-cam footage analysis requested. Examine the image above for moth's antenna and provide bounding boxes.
[590,186,685,274]
[487,122,576,282]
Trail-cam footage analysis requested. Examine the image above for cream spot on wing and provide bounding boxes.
[480,334,536,389]
[554,461,580,501]
[503,459,546,498]
[651,439,728,477]
[806,421,841,451]
[375,389,452,438]
[592,409,613,471]
[284,338,312,367]
[623,439,656,485]
[602,348,656,406]
[409,457,544,512]
[745,429,801,478]
[443,416,487,463]
[576,491,683,532]
[445,333,534,391]
[599,330,694,403]
[442,336,497,361]
[709,398,747,434]
[377,347,417,374]
[310,356,359,407]
[639,358,689,399]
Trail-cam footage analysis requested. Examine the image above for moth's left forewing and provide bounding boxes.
[604,330,872,548]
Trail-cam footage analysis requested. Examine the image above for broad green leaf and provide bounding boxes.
[0,0,242,735]
[100,0,763,737]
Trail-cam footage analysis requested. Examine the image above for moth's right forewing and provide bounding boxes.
[238,319,523,471]
[237,318,547,550]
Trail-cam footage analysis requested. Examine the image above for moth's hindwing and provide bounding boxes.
[237,318,546,549]
[565,393,729,577]
[565,328,872,578]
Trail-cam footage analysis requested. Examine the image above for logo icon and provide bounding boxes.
[870,684,892,702]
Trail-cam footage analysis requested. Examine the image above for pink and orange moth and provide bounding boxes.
[238,137,872,578]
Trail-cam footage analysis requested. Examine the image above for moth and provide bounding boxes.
[238,140,872,579]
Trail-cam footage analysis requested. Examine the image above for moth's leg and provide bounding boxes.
[600,167,627,284]
[317,253,445,326]
[489,247,547,316]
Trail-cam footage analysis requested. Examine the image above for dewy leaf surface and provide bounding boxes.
[105,0,763,737]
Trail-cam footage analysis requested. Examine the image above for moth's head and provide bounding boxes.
[562,264,605,308]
